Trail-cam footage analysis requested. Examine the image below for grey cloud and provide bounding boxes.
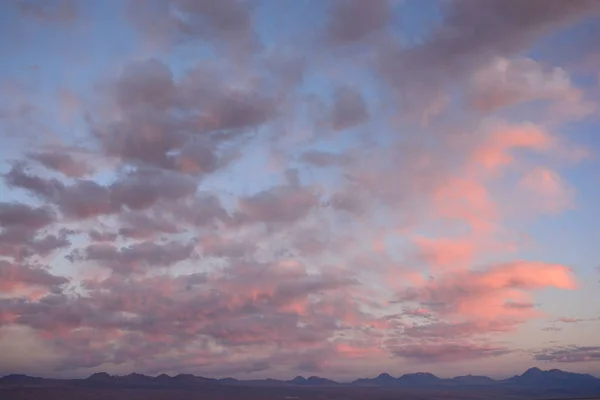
[0,202,55,229]
[27,149,93,177]
[326,0,391,44]
[379,0,600,113]
[331,86,369,131]
[533,345,600,363]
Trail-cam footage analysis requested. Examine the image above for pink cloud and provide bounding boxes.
[519,167,575,213]
[399,261,576,321]
[471,122,553,172]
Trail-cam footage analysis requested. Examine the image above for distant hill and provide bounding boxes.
[503,367,600,389]
[287,376,338,386]
[1,367,599,395]
[351,367,600,393]
[397,372,441,386]
[0,374,45,385]
[450,374,495,385]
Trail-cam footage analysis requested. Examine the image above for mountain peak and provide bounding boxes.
[87,372,112,380]
[523,367,543,375]
[397,372,441,385]
[377,372,395,380]
[401,372,439,378]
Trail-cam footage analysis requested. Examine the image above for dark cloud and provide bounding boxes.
[379,0,600,113]
[0,202,55,229]
[97,112,187,170]
[390,342,512,362]
[114,58,176,112]
[24,229,72,257]
[556,317,585,323]
[164,193,231,228]
[200,236,256,259]
[110,169,197,211]
[88,229,118,242]
[533,345,600,363]
[27,149,93,177]
[16,0,78,23]
[95,58,274,175]
[504,301,535,310]
[0,261,69,293]
[56,179,117,219]
[300,150,352,168]
[236,171,320,225]
[117,210,180,240]
[127,0,259,53]
[5,165,198,220]
[70,240,196,273]
[328,188,366,215]
[331,86,369,131]
[542,326,562,332]
[402,320,515,339]
[4,162,65,200]
[326,0,391,44]
[0,227,72,260]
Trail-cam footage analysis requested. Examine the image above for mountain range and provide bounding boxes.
[1,367,599,394]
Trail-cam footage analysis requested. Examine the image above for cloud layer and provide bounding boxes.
[1,0,599,379]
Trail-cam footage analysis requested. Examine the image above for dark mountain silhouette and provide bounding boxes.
[397,372,441,386]
[86,372,113,381]
[1,367,599,395]
[121,372,154,383]
[354,371,443,386]
[218,377,239,385]
[154,373,172,383]
[375,373,396,383]
[306,376,339,386]
[504,367,600,389]
[450,374,495,385]
[288,376,307,385]
[0,374,45,385]
[353,372,397,386]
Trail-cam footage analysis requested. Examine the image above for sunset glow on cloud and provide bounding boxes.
[1,0,600,380]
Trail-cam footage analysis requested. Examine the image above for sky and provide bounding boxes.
[1,0,600,381]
